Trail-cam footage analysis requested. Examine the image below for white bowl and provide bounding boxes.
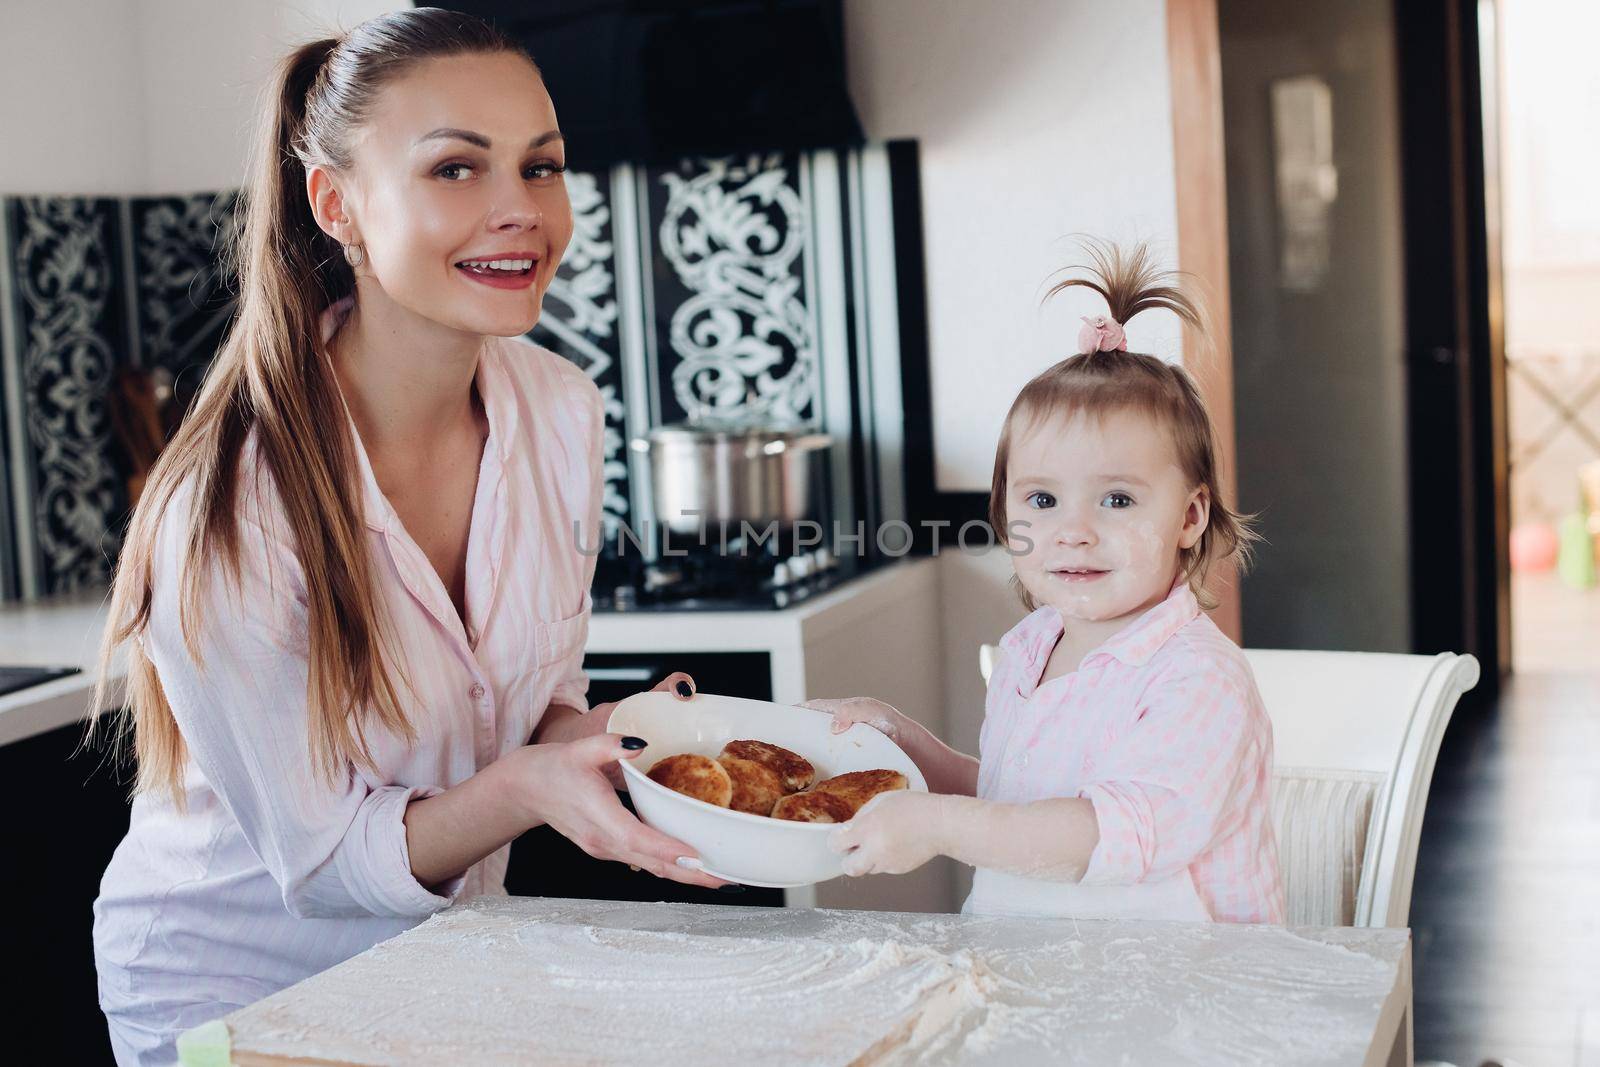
[607,691,927,888]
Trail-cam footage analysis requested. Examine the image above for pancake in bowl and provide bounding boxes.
[719,739,815,794]
[717,755,786,816]
[809,769,909,818]
[771,790,856,824]
[646,754,733,808]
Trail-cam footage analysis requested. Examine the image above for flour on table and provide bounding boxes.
[219,897,1408,1067]
[225,908,992,1066]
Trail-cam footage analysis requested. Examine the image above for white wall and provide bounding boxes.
[1499,0,1600,357]
[845,0,1181,493]
[1,0,404,197]
[0,1,147,196]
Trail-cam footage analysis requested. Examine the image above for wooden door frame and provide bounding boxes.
[1167,0,1243,642]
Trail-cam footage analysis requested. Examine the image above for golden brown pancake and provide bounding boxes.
[771,790,856,824]
[719,739,815,794]
[646,753,732,808]
[717,755,786,816]
[809,769,909,818]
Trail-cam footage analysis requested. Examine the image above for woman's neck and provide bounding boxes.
[329,284,485,456]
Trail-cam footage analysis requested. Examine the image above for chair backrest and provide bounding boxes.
[978,642,1479,927]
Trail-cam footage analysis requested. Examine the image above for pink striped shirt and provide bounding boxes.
[93,298,604,1065]
[978,581,1285,924]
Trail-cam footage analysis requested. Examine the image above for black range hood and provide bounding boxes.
[442,0,866,170]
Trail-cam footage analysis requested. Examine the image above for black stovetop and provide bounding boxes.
[0,665,82,698]
[591,548,884,614]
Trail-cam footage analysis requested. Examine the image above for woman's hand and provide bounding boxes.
[405,674,711,890]
[827,791,944,876]
[506,731,727,888]
[799,696,911,744]
[538,672,697,789]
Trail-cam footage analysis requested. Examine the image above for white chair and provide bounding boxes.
[978,642,1479,928]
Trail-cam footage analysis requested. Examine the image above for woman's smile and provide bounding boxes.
[455,250,541,289]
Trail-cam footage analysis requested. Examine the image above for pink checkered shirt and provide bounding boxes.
[979,581,1285,924]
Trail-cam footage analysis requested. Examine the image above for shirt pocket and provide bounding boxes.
[534,590,591,668]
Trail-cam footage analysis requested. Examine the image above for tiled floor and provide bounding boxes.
[1411,655,1600,1066]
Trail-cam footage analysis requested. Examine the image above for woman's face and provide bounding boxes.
[1004,408,1209,626]
[316,51,574,338]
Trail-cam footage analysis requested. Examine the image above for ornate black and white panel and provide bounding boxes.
[0,144,915,602]
[643,153,819,429]
[527,168,632,541]
[131,191,240,405]
[2,197,129,596]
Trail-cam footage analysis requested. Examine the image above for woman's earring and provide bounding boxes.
[342,242,365,269]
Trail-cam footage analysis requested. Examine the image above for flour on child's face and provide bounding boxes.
[1005,409,1205,628]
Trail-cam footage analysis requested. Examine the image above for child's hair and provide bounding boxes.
[86,8,535,803]
[988,239,1257,611]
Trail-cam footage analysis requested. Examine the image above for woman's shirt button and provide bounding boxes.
[468,682,486,700]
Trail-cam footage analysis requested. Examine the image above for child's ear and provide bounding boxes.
[1178,486,1211,550]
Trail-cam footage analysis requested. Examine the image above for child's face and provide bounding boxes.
[1005,408,1209,627]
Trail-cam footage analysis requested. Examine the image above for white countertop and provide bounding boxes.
[0,559,935,746]
[0,588,122,745]
[200,895,1413,1066]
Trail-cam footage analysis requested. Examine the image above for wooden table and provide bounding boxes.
[186,896,1413,1066]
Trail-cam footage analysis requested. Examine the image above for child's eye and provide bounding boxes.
[1025,491,1056,510]
[1101,492,1135,509]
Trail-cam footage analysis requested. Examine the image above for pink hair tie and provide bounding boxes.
[1077,315,1128,354]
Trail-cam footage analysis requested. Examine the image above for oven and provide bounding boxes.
[501,650,785,907]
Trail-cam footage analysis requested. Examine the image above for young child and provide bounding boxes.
[806,241,1284,923]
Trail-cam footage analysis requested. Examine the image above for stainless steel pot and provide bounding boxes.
[629,421,833,534]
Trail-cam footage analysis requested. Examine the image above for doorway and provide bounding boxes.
[1489,0,1600,673]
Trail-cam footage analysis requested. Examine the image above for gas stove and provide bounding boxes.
[591,543,877,613]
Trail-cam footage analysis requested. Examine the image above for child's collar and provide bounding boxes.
[1002,577,1199,673]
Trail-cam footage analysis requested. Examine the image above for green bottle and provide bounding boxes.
[1556,508,1596,590]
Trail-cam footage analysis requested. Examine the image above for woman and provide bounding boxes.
[89,10,718,1064]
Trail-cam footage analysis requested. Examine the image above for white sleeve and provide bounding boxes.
[145,484,464,919]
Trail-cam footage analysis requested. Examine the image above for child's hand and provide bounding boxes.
[827,791,943,876]
[799,696,910,744]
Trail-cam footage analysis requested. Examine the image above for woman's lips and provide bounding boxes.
[455,261,539,290]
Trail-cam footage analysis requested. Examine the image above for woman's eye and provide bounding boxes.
[1101,492,1135,509]
[526,161,567,181]
[436,162,475,181]
[1025,491,1056,510]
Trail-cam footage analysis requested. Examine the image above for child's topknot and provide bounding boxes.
[1047,238,1205,353]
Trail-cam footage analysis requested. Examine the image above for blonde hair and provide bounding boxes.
[87,10,536,802]
[988,239,1257,611]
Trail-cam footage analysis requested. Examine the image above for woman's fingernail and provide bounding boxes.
[620,736,647,750]
[716,883,746,894]
[675,680,693,698]
[628,865,641,872]
[675,856,704,870]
